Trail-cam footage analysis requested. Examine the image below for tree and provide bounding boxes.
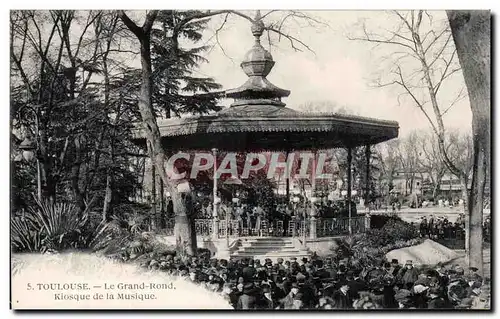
[11,10,144,220]
[395,131,420,196]
[348,11,470,198]
[447,10,490,275]
[414,130,447,200]
[298,100,352,115]
[375,139,400,205]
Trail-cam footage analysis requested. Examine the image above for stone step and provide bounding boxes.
[242,237,292,241]
[235,249,303,255]
[232,251,310,257]
[241,241,294,245]
[236,246,308,252]
[240,242,295,248]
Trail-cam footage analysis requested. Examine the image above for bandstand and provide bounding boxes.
[133,11,399,259]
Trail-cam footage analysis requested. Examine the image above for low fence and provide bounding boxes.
[161,216,368,239]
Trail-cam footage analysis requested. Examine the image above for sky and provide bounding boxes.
[10,10,473,139]
[195,10,472,137]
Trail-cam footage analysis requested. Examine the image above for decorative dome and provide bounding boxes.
[226,10,290,107]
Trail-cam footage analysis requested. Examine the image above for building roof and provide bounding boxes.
[131,12,399,152]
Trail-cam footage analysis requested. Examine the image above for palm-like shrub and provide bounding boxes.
[11,215,43,252]
[11,196,95,253]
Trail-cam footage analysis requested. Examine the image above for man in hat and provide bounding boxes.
[399,260,419,290]
[242,259,256,282]
[273,276,287,300]
[390,259,401,277]
[237,283,257,309]
[299,258,308,273]
[420,216,428,238]
[324,257,337,278]
[346,270,364,302]
[313,260,330,280]
[276,258,285,271]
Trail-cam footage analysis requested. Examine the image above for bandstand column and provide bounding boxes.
[364,145,371,207]
[212,148,219,240]
[309,151,318,239]
[347,147,353,235]
[285,149,290,202]
[364,145,371,231]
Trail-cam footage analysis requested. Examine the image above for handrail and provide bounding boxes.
[161,217,367,238]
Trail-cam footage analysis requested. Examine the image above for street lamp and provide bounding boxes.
[18,136,42,201]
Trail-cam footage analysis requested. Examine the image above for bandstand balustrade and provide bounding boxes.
[161,216,369,239]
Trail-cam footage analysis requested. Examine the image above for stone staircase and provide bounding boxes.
[231,237,310,262]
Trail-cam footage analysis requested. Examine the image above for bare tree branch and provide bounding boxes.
[348,21,418,54]
[441,87,467,117]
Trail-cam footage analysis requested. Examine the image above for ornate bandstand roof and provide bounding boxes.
[132,11,399,152]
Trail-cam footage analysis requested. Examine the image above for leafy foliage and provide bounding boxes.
[369,214,406,229]
[151,10,224,117]
[332,216,422,267]
[11,197,96,253]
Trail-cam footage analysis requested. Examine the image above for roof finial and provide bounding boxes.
[251,10,264,42]
[254,10,262,21]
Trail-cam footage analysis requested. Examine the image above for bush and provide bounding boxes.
[11,197,95,253]
[331,217,422,267]
[369,214,404,229]
[364,218,420,248]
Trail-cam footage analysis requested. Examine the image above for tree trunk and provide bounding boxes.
[71,137,86,217]
[447,10,490,276]
[101,56,113,222]
[432,183,439,201]
[172,191,197,255]
[149,141,157,231]
[102,136,114,223]
[135,31,196,255]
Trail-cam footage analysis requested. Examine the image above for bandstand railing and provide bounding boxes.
[161,216,369,239]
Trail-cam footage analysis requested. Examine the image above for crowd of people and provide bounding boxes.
[144,253,488,310]
[418,215,466,240]
[417,214,491,243]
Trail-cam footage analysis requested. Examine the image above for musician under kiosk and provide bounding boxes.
[132,11,399,257]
